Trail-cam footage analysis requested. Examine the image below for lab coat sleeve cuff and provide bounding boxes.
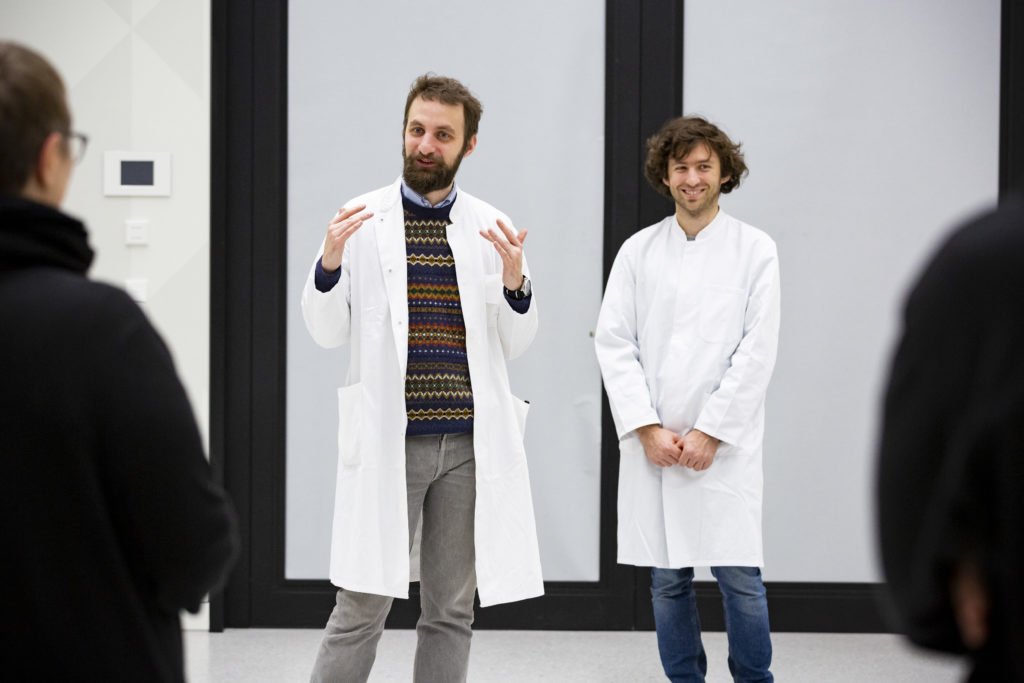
[615,410,663,441]
[693,416,733,448]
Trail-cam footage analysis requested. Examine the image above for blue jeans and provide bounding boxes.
[651,566,773,683]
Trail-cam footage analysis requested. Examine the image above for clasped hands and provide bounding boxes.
[637,425,720,471]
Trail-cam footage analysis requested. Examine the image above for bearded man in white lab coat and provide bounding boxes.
[596,116,780,683]
[302,75,542,683]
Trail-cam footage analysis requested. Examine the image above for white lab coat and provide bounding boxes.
[301,178,543,606]
[595,209,780,568]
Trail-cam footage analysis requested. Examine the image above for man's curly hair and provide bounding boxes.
[644,116,748,199]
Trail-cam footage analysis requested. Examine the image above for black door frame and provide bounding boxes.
[210,0,1024,630]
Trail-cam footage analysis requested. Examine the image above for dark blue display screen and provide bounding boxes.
[121,160,154,186]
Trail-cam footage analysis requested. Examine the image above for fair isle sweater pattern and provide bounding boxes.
[403,197,474,436]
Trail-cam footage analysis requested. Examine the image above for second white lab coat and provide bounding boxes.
[301,178,543,606]
[595,209,780,568]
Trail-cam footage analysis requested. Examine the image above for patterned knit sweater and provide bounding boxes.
[403,196,474,435]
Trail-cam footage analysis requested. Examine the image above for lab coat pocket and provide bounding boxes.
[698,286,746,344]
[478,396,531,481]
[484,274,503,327]
[360,304,388,340]
[336,383,363,469]
[513,396,530,437]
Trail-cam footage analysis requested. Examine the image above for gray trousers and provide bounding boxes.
[310,432,477,683]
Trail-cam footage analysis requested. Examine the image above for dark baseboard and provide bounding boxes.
[762,582,890,633]
[633,573,888,633]
[249,580,633,631]
[251,580,890,633]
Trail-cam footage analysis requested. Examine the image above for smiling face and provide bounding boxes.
[402,95,476,203]
[662,143,731,226]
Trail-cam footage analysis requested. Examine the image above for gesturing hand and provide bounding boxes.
[636,424,683,468]
[479,218,528,290]
[322,204,374,272]
[677,429,720,471]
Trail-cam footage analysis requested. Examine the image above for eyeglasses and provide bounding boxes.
[60,130,89,164]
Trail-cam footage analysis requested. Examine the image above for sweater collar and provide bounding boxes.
[0,194,94,274]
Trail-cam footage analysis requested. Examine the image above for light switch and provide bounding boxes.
[125,278,147,302]
[125,219,149,246]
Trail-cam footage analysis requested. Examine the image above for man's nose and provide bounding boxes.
[417,135,437,155]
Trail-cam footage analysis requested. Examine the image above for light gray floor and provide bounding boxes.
[184,628,968,682]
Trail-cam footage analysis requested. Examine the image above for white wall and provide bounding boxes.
[286,0,606,581]
[683,0,1001,581]
[2,0,212,625]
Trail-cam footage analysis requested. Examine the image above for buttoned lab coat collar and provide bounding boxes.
[672,206,727,243]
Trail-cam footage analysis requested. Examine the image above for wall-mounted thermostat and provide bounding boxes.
[103,151,171,196]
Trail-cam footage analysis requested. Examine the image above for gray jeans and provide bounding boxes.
[310,432,477,683]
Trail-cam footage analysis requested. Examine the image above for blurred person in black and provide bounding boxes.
[0,41,238,682]
[878,194,1024,682]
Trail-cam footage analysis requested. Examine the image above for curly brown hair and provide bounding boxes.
[644,116,747,199]
[403,74,483,149]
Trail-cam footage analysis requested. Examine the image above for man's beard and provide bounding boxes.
[402,149,464,197]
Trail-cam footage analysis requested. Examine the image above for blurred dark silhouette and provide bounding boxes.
[878,194,1024,682]
[0,41,238,682]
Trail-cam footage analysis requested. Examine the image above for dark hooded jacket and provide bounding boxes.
[0,195,238,682]
[878,195,1024,682]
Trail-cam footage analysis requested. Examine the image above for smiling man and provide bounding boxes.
[302,74,541,683]
[595,116,781,682]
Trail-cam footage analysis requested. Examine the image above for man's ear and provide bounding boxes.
[34,131,65,187]
[21,132,63,201]
[461,134,477,159]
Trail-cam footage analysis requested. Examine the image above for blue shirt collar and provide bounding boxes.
[400,179,458,208]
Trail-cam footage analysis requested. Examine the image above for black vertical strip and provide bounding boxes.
[208,0,228,632]
[603,0,642,279]
[603,0,645,633]
[247,1,290,626]
[211,0,290,628]
[1001,0,1024,199]
[601,0,651,628]
[211,0,256,629]
[603,0,684,631]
